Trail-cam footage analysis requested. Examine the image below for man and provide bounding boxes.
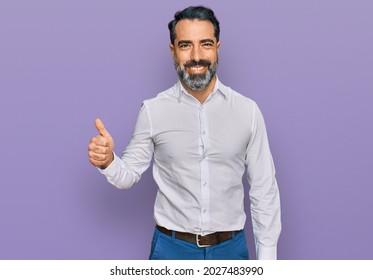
[88,6,281,260]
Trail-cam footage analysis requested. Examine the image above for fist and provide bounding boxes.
[88,118,115,169]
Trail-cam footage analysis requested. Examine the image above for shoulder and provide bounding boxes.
[142,85,177,108]
[220,81,259,112]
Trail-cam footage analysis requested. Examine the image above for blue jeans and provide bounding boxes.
[149,227,249,260]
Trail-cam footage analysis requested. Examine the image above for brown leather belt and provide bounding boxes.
[156,225,242,247]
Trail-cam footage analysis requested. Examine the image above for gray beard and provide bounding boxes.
[174,58,218,91]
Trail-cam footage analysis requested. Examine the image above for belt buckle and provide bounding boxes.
[196,234,211,248]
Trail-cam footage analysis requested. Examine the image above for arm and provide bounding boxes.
[245,103,281,260]
[91,103,154,189]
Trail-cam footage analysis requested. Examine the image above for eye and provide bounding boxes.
[179,43,190,49]
[202,42,214,48]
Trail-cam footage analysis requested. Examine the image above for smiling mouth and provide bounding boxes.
[189,66,206,72]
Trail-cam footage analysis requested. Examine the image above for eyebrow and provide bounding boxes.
[177,40,192,47]
[177,39,215,47]
[200,39,215,44]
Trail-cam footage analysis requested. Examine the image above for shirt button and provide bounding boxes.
[203,182,207,186]
[203,209,207,213]
[202,131,206,135]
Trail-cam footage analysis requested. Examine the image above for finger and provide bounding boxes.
[90,135,110,147]
[88,144,109,154]
[94,118,111,138]
[89,152,113,167]
[89,157,109,167]
[89,151,109,161]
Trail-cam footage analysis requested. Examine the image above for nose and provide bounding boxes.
[190,45,202,62]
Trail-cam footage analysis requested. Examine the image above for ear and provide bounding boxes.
[216,40,221,55]
[169,43,175,59]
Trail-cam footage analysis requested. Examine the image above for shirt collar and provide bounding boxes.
[175,76,229,103]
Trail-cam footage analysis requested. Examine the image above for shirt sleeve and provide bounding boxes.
[99,102,154,189]
[245,103,281,260]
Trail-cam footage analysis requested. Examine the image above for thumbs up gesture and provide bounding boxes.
[88,119,115,169]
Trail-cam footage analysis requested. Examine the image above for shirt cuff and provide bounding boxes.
[97,152,121,176]
[256,245,277,260]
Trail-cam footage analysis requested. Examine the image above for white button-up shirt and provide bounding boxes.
[100,78,281,259]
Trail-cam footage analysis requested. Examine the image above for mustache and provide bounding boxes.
[183,59,211,68]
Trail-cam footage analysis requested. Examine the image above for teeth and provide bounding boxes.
[191,66,204,71]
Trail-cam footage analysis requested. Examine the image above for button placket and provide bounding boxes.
[199,105,210,233]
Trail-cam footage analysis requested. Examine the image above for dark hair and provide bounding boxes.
[168,6,220,44]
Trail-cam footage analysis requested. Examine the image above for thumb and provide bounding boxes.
[94,118,111,138]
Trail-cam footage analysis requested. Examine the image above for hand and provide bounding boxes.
[88,118,114,169]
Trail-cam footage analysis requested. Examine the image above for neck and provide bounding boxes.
[181,75,217,104]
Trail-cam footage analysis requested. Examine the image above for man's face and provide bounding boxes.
[170,19,220,91]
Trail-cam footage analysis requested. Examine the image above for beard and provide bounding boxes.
[174,57,218,91]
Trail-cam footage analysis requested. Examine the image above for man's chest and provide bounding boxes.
[150,104,252,162]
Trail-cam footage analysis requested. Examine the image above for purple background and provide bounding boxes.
[1,0,372,260]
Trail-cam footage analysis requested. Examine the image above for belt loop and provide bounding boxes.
[232,230,235,238]
[172,230,176,239]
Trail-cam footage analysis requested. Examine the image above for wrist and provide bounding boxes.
[100,152,114,169]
